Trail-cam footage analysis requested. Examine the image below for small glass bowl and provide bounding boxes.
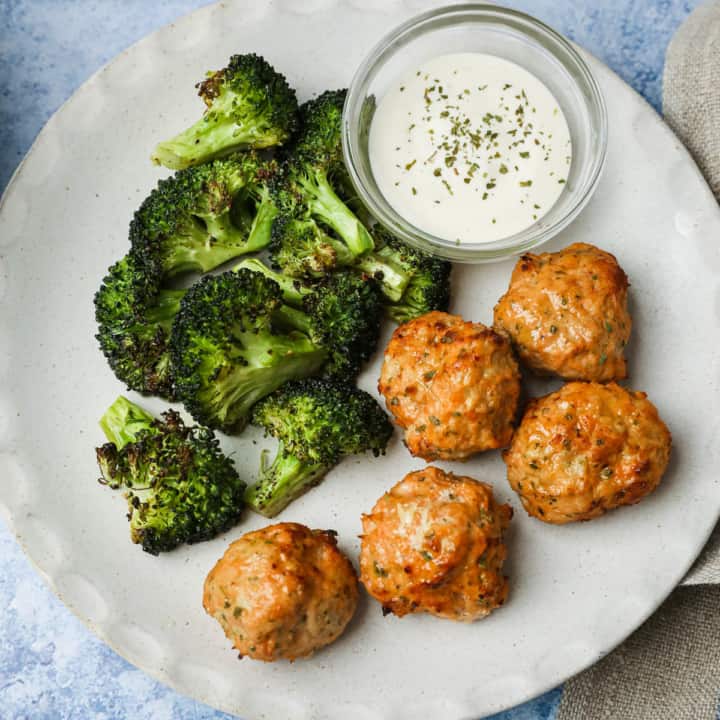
[342,3,607,263]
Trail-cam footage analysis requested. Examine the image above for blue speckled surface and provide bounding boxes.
[0,1,702,717]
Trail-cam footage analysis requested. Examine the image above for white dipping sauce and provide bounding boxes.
[369,53,572,244]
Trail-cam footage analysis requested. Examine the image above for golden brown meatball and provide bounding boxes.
[504,382,671,524]
[378,311,521,461]
[203,523,358,661]
[493,242,631,381]
[359,467,513,621]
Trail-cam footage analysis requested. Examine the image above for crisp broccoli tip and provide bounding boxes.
[294,89,347,162]
[94,254,183,399]
[132,157,277,277]
[269,215,352,279]
[229,264,380,380]
[304,271,384,380]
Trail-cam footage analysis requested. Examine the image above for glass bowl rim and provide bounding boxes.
[341,2,608,263]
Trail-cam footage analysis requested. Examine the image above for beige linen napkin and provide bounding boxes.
[557,4,720,719]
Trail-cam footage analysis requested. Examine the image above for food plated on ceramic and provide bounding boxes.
[360,467,513,621]
[378,311,521,461]
[89,42,670,659]
[81,3,670,677]
[7,0,720,715]
[93,58,451,540]
[203,523,358,661]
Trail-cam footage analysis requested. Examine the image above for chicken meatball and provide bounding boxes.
[504,382,671,524]
[203,523,358,661]
[493,242,631,381]
[360,467,513,621]
[378,311,521,461]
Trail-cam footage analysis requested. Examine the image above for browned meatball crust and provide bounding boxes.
[378,311,521,461]
[504,382,671,524]
[360,467,513,621]
[493,242,631,381]
[203,523,358,661]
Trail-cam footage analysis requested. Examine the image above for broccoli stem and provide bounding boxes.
[247,187,278,250]
[233,258,309,306]
[245,442,328,517]
[355,252,410,302]
[203,330,327,431]
[384,276,436,324]
[164,217,254,275]
[99,396,155,450]
[335,170,375,228]
[247,199,277,251]
[199,209,247,245]
[144,289,187,331]
[271,304,313,335]
[299,169,374,257]
[151,115,244,170]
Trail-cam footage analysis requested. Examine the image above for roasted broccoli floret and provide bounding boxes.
[152,54,298,169]
[269,91,366,275]
[96,396,246,554]
[272,161,373,262]
[98,154,279,395]
[169,270,327,432]
[245,378,392,517]
[293,89,374,225]
[364,225,452,323]
[268,90,450,313]
[273,90,368,262]
[94,252,184,399]
[270,214,450,313]
[234,259,383,380]
[131,153,278,278]
[271,91,374,267]
[269,214,355,278]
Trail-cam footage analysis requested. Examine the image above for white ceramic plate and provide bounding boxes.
[1,2,719,719]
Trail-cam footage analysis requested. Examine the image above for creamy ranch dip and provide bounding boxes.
[369,52,572,244]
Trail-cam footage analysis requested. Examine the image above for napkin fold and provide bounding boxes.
[557,4,720,718]
[557,585,720,720]
[664,0,720,199]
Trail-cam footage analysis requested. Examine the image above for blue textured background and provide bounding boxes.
[0,1,702,717]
